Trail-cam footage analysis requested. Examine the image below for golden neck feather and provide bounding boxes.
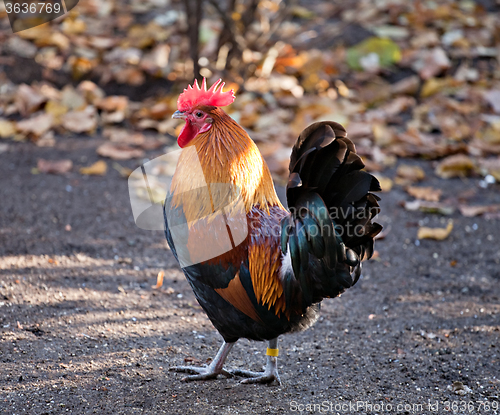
[170,109,283,220]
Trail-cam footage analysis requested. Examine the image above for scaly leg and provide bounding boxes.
[169,341,235,381]
[229,337,281,385]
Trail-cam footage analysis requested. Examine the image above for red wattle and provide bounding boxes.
[178,122,197,148]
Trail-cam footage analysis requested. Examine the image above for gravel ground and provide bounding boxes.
[0,138,499,414]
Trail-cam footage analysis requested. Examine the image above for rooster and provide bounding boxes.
[164,79,382,384]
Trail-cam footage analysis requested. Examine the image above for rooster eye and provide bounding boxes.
[195,111,203,118]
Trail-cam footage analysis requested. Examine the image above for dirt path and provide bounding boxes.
[1,139,499,414]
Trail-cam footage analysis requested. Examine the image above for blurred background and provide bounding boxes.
[0,0,499,187]
[1,1,500,413]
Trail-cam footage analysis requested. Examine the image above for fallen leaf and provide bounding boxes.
[79,160,107,176]
[104,128,145,145]
[374,175,393,192]
[152,271,164,289]
[102,111,126,124]
[0,119,16,138]
[45,100,68,119]
[417,221,453,240]
[347,37,401,71]
[140,44,170,75]
[96,96,129,112]
[114,67,145,86]
[478,157,500,181]
[37,159,73,175]
[395,164,425,184]
[16,113,54,137]
[36,131,56,147]
[77,81,106,105]
[97,142,144,160]
[62,18,87,35]
[412,47,451,80]
[459,204,500,217]
[61,107,98,133]
[15,84,47,116]
[406,186,442,202]
[0,143,9,154]
[403,200,455,215]
[483,90,500,114]
[410,30,440,49]
[61,85,87,111]
[390,75,420,95]
[420,77,457,98]
[372,123,397,147]
[435,154,474,179]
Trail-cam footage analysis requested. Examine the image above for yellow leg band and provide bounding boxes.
[266,347,279,357]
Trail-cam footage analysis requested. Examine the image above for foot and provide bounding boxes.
[169,365,233,381]
[169,341,235,381]
[229,366,281,385]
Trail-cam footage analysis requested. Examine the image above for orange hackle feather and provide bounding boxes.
[177,78,235,112]
[170,108,283,218]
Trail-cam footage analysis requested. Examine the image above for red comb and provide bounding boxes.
[177,78,235,112]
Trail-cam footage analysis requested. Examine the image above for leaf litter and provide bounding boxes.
[0,0,498,217]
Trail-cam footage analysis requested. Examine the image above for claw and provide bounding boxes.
[169,365,232,381]
[229,368,281,385]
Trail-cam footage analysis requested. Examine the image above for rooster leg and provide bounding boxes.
[169,341,235,381]
[229,338,281,385]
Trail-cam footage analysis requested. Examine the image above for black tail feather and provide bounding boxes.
[280,121,382,308]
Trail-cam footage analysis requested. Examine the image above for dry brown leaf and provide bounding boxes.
[390,75,420,95]
[372,123,397,147]
[420,77,458,98]
[16,113,54,137]
[483,90,500,114]
[347,122,372,139]
[403,200,454,215]
[45,100,68,119]
[61,18,87,35]
[406,186,442,202]
[61,86,87,111]
[88,37,117,50]
[435,154,474,179]
[37,159,73,175]
[97,142,144,160]
[15,84,47,116]
[0,119,16,138]
[77,81,106,105]
[36,131,56,147]
[412,47,451,80]
[396,164,425,184]
[417,221,453,240]
[152,271,164,289]
[141,44,170,75]
[459,204,500,217]
[104,128,145,145]
[114,67,145,86]
[148,101,171,120]
[61,107,98,133]
[79,160,107,176]
[478,157,500,181]
[96,96,129,112]
[101,111,126,124]
[374,175,393,192]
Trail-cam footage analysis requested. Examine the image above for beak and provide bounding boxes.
[172,110,186,120]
